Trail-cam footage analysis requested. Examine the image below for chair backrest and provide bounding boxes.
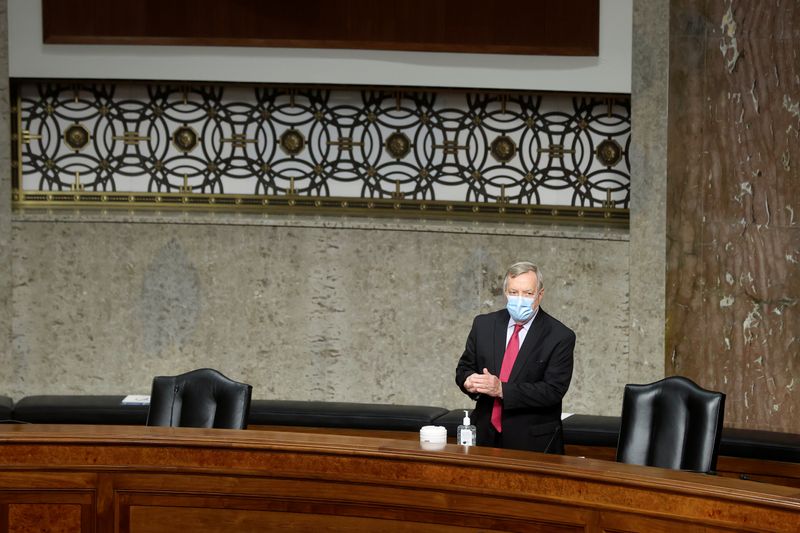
[616,376,725,473]
[146,368,253,429]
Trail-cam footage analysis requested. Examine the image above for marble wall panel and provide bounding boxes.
[7,218,629,415]
[667,0,800,432]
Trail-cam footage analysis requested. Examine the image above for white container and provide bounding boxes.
[419,425,447,450]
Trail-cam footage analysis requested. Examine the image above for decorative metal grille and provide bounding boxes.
[12,81,630,224]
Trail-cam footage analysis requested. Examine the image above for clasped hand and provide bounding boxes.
[464,368,502,398]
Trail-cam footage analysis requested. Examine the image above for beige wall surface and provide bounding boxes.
[8,216,629,414]
[3,0,796,435]
[0,0,670,422]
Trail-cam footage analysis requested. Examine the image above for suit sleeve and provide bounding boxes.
[455,316,481,400]
[501,328,575,410]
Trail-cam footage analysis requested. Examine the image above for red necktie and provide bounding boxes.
[491,323,525,432]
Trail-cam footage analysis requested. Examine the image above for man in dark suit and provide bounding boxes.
[455,261,575,453]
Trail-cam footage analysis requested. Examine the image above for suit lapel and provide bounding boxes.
[508,309,551,383]
[492,310,509,375]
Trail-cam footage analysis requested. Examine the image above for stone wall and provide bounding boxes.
[666,0,800,432]
[8,213,630,414]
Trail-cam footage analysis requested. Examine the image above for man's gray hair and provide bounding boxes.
[502,261,543,293]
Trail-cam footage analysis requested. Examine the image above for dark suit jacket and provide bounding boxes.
[455,308,575,453]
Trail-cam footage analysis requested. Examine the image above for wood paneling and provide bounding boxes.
[127,506,580,533]
[260,427,800,489]
[0,425,795,532]
[8,504,83,533]
[41,0,599,55]
[667,1,800,433]
[565,444,800,489]
[0,490,94,533]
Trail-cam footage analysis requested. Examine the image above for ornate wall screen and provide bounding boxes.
[12,82,630,225]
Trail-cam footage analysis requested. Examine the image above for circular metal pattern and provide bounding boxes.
[17,83,630,209]
[595,138,623,167]
[385,132,411,159]
[172,125,198,153]
[63,123,90,151]
[280,128,305,156]
[490,135,517,163]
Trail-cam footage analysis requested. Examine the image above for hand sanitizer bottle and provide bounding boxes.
[457,410,476,446]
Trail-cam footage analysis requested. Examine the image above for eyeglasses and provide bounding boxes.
[506,289,540,299]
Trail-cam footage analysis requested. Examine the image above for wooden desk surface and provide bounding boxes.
[0,424,796,532]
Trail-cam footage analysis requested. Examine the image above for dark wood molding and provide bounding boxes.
[42,0,599,56]
[0,425,797,531]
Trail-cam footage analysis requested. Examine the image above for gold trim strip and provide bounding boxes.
[12,190,629,226]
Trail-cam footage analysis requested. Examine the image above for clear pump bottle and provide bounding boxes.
[457,409,476,446]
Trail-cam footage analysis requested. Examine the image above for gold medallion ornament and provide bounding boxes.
[490,135,516,163]
[385,132,411,159]
[280,128,305,156]
[172,125,198,153]
[63,123,90,151]
[595,138,623,167]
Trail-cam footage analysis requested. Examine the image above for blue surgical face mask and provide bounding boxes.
[506,296,535,323]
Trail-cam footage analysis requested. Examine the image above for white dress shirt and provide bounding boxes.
[506,308,538,348]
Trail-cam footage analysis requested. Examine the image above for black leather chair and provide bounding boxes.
[146,368,252,429]
[616,376,725,473]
